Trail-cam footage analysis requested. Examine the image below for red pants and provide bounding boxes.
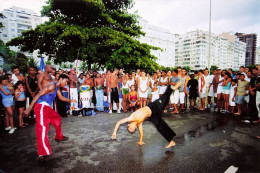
[34,103,63,156]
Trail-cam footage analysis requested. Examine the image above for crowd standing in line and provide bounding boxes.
[0,65,260,135]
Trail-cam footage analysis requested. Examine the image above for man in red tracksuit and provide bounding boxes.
[24,74,77,161]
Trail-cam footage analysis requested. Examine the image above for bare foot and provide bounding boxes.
[257,136,260,139]
[165,140,176,148]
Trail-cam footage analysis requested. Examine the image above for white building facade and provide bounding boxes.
[255,47,260,65]
[138,19,175,67]
[0,6,42,53]
[175,30,246,71]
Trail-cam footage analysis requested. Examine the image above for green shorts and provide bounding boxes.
[122,88,129,95]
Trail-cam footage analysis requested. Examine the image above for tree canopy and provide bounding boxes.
[7,0,160,71]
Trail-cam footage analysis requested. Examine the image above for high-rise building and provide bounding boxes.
[0,6,42,53]
[138,19,175,67]
[175,30,246,70]
[219,33,246,70]
[255,47,260,65]
[235,33,257,66]
[175,30,218,70]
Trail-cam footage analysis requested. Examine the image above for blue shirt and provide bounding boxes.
[37,82,58,106]
[0,86,13,99]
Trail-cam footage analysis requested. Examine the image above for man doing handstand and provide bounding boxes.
[111,83,181,148]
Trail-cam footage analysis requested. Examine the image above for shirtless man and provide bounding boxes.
[94,73,104,112]
[109,68,120,114]
[111,84,181,148]
[37,65,53,91]
[69,69,78,110]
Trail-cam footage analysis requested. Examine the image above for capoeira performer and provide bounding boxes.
[24,74,77,161]
[111,83,181,148]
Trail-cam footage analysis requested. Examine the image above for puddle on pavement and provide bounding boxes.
[174,116,232,145]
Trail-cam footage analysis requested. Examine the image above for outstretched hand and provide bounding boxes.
[70,99,77,103]
[111,134,116,140]
[137,141,145,146]
[23,109,31,117]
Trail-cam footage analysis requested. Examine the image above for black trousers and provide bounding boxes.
[147,86,176,142]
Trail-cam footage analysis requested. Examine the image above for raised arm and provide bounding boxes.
[111,116,132,139]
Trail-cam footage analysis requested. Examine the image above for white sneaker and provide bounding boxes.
[117,109,121,114]
[109,110,112,114]
[9,128,15,134]
[5,126,11,131]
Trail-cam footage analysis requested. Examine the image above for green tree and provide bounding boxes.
[27,58,39,70]
[80,61,88,71]
[210,65,218,74]
[7,0,160,71]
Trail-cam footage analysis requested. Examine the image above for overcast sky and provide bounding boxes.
[0,0,259,46]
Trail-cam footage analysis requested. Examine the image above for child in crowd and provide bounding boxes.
[151,83,159,102]
[187,74,198,109]
[14,81,27,128]
[128,85,139,112]
[235,74,249,116]
[0,75,15,134]
[229,79,237,114]
[103,87,109,113]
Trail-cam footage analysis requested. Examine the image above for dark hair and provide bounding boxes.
[225,72,231,78]
[58,74,69,80]
[11,66,19,71]
[194,70,198,74]
[190,74,194,79]
[240,66,245,68]
[231,79,237,83]
[162,70,167,73]
[14,81,24,89]
[0,75,9,82]
[199,70,204,73]
[173,69,178,74]
[239,73,245,77]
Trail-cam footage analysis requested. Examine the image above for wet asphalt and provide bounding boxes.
[0,109,259,173]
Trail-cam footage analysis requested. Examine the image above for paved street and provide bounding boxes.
[0,110,259,173]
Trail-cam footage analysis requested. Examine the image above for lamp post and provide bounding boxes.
[208,0,212,73]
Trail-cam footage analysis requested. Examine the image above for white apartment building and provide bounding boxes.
[175,30,246,71]
[0,6,42,53]
[219,33,246,70]
[175,30,218,70]
[138,19,175,67]
[255,47,260,65]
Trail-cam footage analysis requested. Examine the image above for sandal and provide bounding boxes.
[234,113,241,116]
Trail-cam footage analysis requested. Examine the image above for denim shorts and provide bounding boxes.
[2,97,14,107]
[235,96,244,105]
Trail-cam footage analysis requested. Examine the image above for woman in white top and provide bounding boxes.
[159,70,169,96]
[137,70,149,108]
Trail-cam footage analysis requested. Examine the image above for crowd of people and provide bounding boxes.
[0,65,260,135]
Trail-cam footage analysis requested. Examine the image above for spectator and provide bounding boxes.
[0,75,15,134]
[94,73,104,112]
[187,74,198,109]
[235,74,249,116]
[229,79,237,114]
[14,81,27,127]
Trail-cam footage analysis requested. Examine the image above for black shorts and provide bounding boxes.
[16,100,26,108]
[111,87,119,103]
